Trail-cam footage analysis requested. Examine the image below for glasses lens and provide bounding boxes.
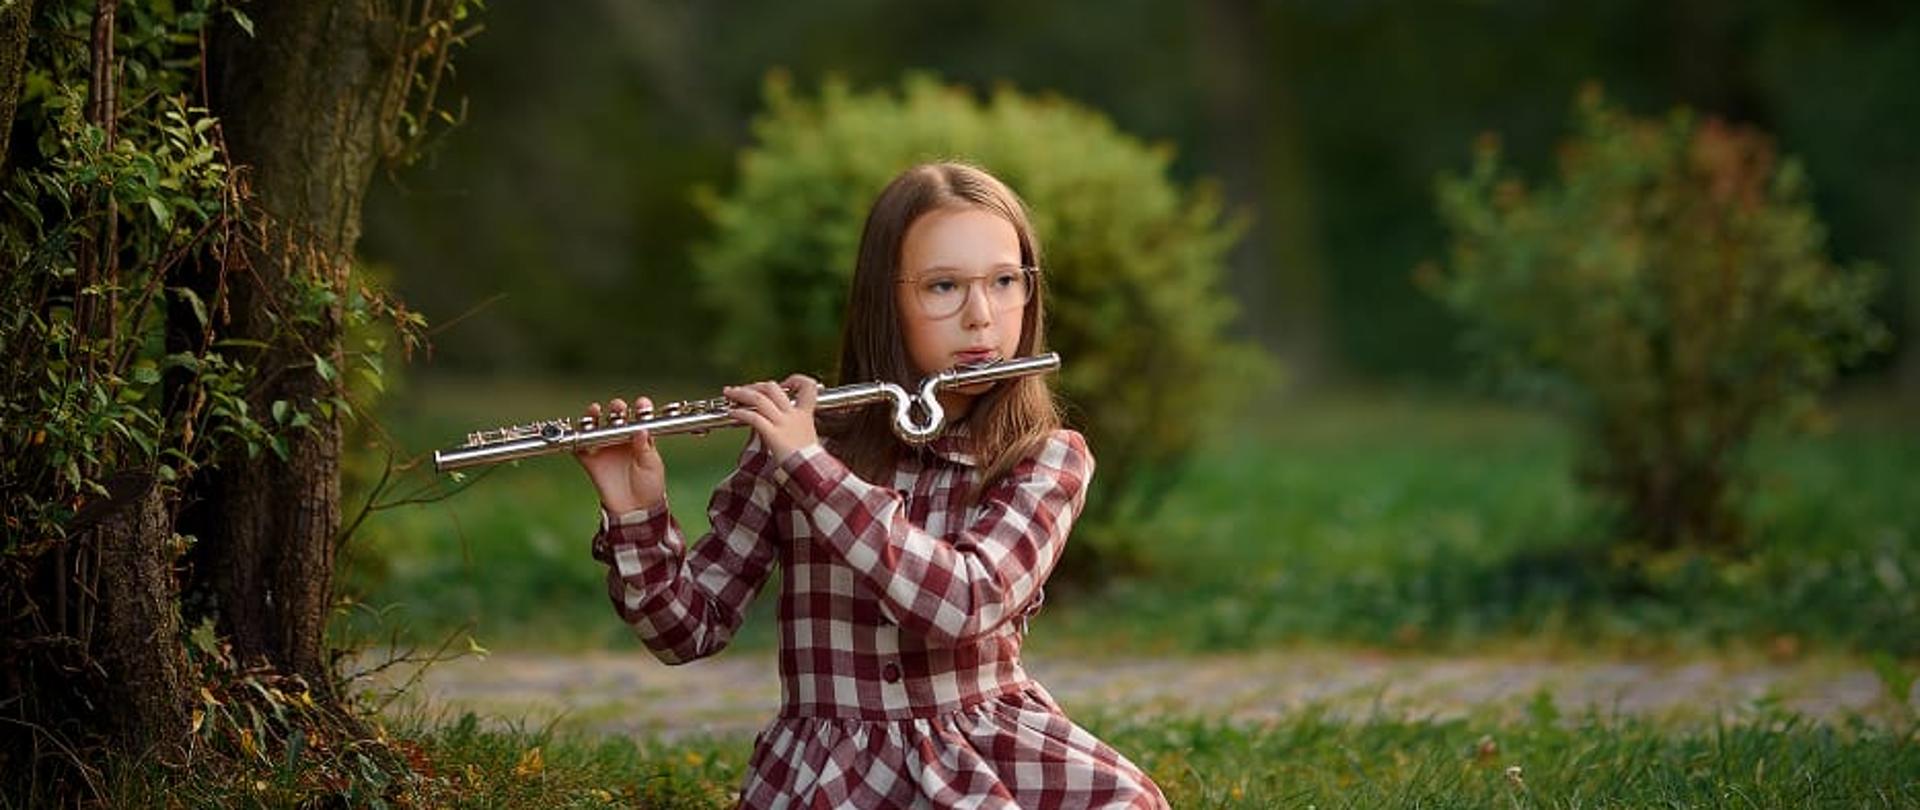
[989,269,1032,310]
[915,268,1033,318]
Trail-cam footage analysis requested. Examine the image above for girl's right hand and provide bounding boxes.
[574,396,666,515]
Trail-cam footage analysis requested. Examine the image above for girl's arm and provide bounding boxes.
[590,436,781,664]
[772,429,1092,647]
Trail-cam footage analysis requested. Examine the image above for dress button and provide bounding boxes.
[882,662,902,683]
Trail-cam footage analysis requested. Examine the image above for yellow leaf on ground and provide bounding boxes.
[514,746,545,779]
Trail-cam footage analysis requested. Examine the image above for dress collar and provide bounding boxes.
[924,422,979,467]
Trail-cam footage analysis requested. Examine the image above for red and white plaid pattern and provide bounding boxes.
[592,429,1166,808]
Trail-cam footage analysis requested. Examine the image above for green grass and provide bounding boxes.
[1031,388,1920,658]
[78,687,1920,808]
[335,376,1919,659]
[354,702,1917,808]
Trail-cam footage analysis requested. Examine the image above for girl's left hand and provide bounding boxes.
[725,374,820,462]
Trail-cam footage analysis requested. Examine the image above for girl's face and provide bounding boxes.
[896,206,1028,406]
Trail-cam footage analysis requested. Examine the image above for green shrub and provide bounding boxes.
[1422,86,1889,553]
[693,74,1270,568]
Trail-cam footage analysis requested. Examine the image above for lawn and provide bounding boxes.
[345,703,1918,807]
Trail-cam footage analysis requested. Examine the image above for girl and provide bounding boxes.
[576,162,1167,808]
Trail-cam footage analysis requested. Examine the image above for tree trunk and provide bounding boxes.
[0,0,33,177]
[1190,0,1329,386]
[90,479,192,759]
[192,3,400,693]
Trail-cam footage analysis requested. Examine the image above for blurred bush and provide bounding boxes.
[1423,86,1889,554]
[693,74,1271,571]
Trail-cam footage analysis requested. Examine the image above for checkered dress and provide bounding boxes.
[591,428,1167,808]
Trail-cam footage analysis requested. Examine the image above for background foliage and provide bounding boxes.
[360,0,1919,385]
[1,0,243,553]
[1424,88,1889,553]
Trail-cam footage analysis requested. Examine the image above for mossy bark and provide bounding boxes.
[91,481,192,759]
[0,0,36,177]
[187,2,402,694]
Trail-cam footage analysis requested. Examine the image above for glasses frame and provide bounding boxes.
[897,265,1040,320]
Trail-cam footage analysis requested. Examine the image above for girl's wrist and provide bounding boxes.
[604,494,660,516]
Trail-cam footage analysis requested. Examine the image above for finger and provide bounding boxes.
[609,398,628,420]
[730,407,771,434]
[752,380,791,412]
[635,396,654,419]
[578,403,604,455]
[630,427,653,454]
[783,374,819,412]
[724,384,773,413]
[735,382,784,412]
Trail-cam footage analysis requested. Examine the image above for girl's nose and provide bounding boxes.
[961,281,995,327]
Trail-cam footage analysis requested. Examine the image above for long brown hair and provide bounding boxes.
[822,162,1062,498]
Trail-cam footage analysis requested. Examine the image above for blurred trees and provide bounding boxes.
[1425,90,1887,553]
[363,0,1918,389]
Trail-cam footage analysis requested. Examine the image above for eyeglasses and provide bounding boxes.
[898,266,1038,320]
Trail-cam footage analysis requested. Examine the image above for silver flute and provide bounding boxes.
[432,353,1061,472]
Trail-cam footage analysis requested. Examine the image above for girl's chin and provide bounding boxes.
[935,381,996,414]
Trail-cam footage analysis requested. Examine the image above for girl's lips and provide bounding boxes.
[955,350,997,363]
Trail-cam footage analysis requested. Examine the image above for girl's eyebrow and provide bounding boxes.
[913,261,1025,274]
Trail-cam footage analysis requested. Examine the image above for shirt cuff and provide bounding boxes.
[772,441,850,508]
[592,500,671,561]
[599,499,669,532]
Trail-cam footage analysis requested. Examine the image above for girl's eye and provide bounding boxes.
[926,279,959,295]
[991,272,1019,289]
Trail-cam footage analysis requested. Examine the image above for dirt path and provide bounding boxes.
[355,646,1914,742]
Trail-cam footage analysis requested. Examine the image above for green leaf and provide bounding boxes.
[132,359,161,385]
[271,399,289,424]
[227,7,255,36]
[189,617,220,656]
[312,354,336,382]
[173,287,209,328]
[1870,652,1916,710]
[147,195,171,229]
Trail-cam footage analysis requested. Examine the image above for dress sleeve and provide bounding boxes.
[770,429,1093,647]
[590,435,782,664]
